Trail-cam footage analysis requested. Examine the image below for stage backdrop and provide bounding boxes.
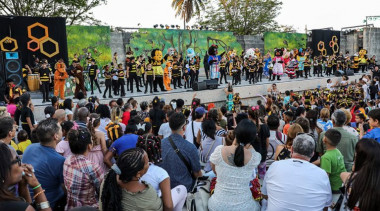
[311,30,340,57]
[66,25,111,69]
[0,16,68,65]
[127,28,243,67]
[264,32,307,56]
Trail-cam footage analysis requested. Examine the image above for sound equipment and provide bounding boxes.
[334,70,342,77]
[0,53,5,102]
[193,81,207,91]
[3,52,23,86]
[345,69,354,76]
[205,79,219,89]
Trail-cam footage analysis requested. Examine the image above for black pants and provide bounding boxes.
[41,81,50,101]
[145,75,154,93]
[245,68,249,80]
[326,67,332,76]
[332,65,337,75]
[204,65,209,79]
[112,80,118,95]
[317,66,323,77]
[249,72,255,84]
[89,76,101,93]
[304,67,311,77]
[22,124,31,140]
[173,76,181,88]
[118,78,125,96]
[257,71,263,82]
[104,79,112,97]
[190,71,197,88]
[183,75,189,88]
[154,76,165,91]
[359,64,366,73]
[129,73,140,92]
[220,68,227,83]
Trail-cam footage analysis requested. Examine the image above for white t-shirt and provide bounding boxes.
[141,163,169,197]
[185,121,202,144]
[262,159,332,211]
[158,123,172,139]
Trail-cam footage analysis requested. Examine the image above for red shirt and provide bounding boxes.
[122,111,130,125]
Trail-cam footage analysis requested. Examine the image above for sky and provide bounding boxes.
[92,0,380,32]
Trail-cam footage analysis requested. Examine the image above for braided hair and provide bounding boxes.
[105,122,123,146]
[87,113,100,146]
[101,148,145,211]
[136,134,162,164]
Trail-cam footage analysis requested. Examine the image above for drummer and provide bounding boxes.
[22,64,32,90]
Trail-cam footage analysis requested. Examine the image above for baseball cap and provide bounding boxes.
[195,107,207,115]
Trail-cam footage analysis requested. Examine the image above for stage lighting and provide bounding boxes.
[165,25,170,29]
[186,26,190,30]
[153,24,158,28]
[205,26,209,30]
[171,25,175,28]
[160,24,164,29]
[176,25,180,29]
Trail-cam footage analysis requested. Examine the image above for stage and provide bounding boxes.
[30,73,362,120]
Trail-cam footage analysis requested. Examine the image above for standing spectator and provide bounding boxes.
[87,113,108,173]
[20,93,36,138]
[360,109,380,142]
[262,134,332,211]
[64,128,104,210]
[22,118,66,209]
[121,103,132,125]
[317,110,358,172]
[317,108,333,131]
[208,119,261,211]
[320,129,346,204]
[161,112,202,192]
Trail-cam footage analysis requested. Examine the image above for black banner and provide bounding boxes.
[311,30,340,57]
[0,16,68,66]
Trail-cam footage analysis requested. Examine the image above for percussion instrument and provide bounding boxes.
[27,74,39,91]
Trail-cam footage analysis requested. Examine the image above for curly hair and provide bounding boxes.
[136,134,162,164]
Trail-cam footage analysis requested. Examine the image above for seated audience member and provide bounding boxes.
[87,113,108,173]
[360,109,380,142]
[55,121,75,158]
[262,134,332,210]
[17,130,32,153]
[161,112,202,192]
[96,104,111,140]
[22,118,66,209]
[158,110,175,139]
[317,108,333,131]
[274,123,303,161]
[320,129,346,205]
[208,119,261,211]
[0,117,18,157]
[64,128,104,210]
[75,107,89,129]
[266,114,287,166]
[44,106,56,119]
[137,135,187,211]
[53,109,66,124]
[0,143,50,211]
[104,124,138,168]
[185,107,206,146]
[340,139,380,211]
[100,148,163,210]
[318,110,358,171]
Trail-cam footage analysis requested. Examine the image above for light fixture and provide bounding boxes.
[160,24,164,29]
[153,24,158,28]
[186,26,190,30]
[176,25,180,29]
[171,25,175,28]
[165,25,170,29]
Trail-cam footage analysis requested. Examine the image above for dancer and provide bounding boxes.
[150,49,166,92]
[103,65,113,98]
[219,56,228,84]
[248,56,256,84]
[272,48,284,81]
[39,62,51,103]
[88,59,102,95]
[208,45,225,80]
[304,55,311,78]
[54,59,68,100]
[144,63,155,94]
[118,64,126,97]
[126,57,142,93]
[257,58,264,82]
[72,61,86,97]
[171,55,182,89]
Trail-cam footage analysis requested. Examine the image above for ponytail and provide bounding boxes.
[234,144,245,167]
[101,170,122,211]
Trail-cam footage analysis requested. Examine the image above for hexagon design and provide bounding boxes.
[40,37,59,58]
[27,40,40,52]
[0,36,18,51]
[27,22,49,42]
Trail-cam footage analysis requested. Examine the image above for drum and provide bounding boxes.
[27,74,40,91]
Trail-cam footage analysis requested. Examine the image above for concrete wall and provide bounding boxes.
[110,32,126,64]
[236,35,264,52]
[340,31,362,55]
[363,27,380,59]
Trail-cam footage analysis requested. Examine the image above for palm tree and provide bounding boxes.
[172,0,205,29]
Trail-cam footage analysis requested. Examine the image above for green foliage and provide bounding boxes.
[66,25,111,68]
[172,0,205,23]
[264,32,307,56]
[128,28,243,67]
[0,0,106,25]
[197,0,282,35]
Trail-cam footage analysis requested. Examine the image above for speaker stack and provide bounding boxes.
[3,52,23,86]
[192,79,220,91]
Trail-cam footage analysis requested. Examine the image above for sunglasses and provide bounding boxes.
[11,157,21,166]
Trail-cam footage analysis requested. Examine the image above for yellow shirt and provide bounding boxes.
[11,140,19,151]
[18,139,32,153]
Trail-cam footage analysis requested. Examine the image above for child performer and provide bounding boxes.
[219,56,228,84]
[257,58,264,82]
[117,63,126,97]
[103,65,113,98]
[144,63,155,94]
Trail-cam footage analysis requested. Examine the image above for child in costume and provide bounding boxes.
[103,65,113,98]
[224,83,234,112]
[257,58,264,82]
[296,49,305,78]
[117,63,126,96]
[208,45,225,80]
[144,63,155,94]
[54,59,68,100]
[111,64,119,96]
[272,48,284,81]
[286,54,297,79]
[219,56,228,84]
[150,49,166,92]
[304,55,311,78]
[171,56,182,89]
[126,56,142,93]
[248,56,256,84]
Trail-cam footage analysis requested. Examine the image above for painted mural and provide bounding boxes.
[127,28,243,66]
[264,32,307,56]
[66,25,112,68]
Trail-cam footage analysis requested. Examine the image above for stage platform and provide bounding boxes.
[30,74,361,120]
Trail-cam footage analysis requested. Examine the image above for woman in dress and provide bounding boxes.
[208,119,261,211]
[87,113,108,173]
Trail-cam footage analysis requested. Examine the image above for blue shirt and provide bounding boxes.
[161,133,201,192]
[363,127,380,143]
[22,143,65,208]
[283,96,290,105]
[109,134,138,156]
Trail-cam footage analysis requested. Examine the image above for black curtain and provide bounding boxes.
[0,16,68,66]
[311,30,340,57]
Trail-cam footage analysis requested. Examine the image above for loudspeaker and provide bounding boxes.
[3,52,23,86]
[345,69,354,76]
[193,81,207,91]
[205,79,219,89]
[334,71,342,77]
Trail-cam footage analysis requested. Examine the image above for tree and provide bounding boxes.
[172,0,205,28]
[0,0,106,25]
[197,0,282,35]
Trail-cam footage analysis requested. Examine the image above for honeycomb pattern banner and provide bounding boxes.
[27,22,59,58]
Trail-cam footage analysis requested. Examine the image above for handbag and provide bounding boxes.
[186,178,211,211]
[250,175,262,201]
